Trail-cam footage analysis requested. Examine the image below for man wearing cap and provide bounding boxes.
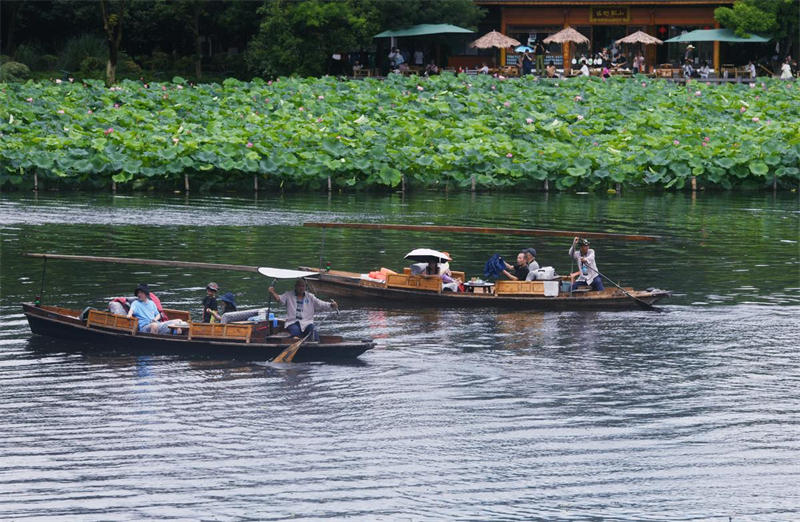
[569,237,604,292]
[128,284,182,334]
[202,282,221,323]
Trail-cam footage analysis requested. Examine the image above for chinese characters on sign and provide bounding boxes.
[589,6,630,23]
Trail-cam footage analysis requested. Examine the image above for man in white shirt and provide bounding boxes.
[569,237,604,292]
[414,50,424,66]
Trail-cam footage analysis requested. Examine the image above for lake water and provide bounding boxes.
[0,190,798,521]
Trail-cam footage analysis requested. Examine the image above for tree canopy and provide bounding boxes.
[715,0,798,58]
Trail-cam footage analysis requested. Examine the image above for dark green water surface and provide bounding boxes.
[0,191,798,520]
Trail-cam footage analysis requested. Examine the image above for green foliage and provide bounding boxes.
[79,57,106,79]
[14,42,43,70]
[1,75,798,191]
[0,61,30,82]
[40,54,60,70]
[715,0,799,46]
[59,34,109,71]
[246,0,380,78]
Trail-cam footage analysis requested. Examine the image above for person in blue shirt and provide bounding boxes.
[127,284,182,334]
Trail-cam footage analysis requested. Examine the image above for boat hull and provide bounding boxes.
[23,304,374,362]
[303,271,671,311]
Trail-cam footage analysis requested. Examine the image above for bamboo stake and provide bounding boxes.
[24,253,260,272]
[184,174,190,192]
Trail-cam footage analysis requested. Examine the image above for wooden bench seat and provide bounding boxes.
[188,322,252,343]
[162,308,191,322]
[386,273,442,292]
[495,280,546,296]
[87,310,138,334]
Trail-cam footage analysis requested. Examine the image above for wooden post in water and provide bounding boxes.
[254,175,258,193]
[33,172,38,192]
[327,176,332,192]
[112,181,117,193]
[471,175,476,192]
[691,176,697,191]
[401,174,406,193]
[184,174,190,193]
[773,174,777,192]
[616,182,621,194]
[544,179,548,192]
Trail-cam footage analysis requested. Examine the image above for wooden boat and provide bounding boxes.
[22,253,375,362]
[299,267,670,311]
[300,222,671,311]
[23,303,375,362]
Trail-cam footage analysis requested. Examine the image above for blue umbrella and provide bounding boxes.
[515,45,533,53]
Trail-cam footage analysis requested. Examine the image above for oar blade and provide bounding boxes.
[272,338,303,363]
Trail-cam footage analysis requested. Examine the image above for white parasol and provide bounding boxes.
[404,249,453,263]
[257,267,320,279]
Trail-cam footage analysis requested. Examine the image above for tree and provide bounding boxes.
[246,0,485,78]
[99,0,125,85]
[715,0,799,60]
[247,0,381,78]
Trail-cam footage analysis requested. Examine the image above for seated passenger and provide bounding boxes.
[502,252,529,281]
[268,279,337,341]
[202,282,221,323]
[219,292,237,314]
[127,284,182,334]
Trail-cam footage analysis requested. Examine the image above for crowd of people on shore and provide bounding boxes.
[377,43,797,81]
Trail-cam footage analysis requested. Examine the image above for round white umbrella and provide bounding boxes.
[404,249,452,263]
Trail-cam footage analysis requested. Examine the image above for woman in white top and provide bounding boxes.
[579,60,590,77]
[699,61,711,79]
[269,279,337,341]
[781,58,794,79]
[632,52,645,74]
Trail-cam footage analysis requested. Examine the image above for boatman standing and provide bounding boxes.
[569,237,605,292]
[269,279,338,342]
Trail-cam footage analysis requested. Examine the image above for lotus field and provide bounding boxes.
[1,74,799,191]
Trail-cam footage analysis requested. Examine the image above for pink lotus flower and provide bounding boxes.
[87,110,93,114]
[554,83,559,87]
[755,96,760,100]
[491,85,496,90]
[144,84,148,88]
[593,142,598,146]
[740,107,747,113]
[752,117,760,123]
[318,95,324,99]
[299,107,305,111]
[706,82,711,86]
[576,115,584,120]
[499,75,506,80]
[315,117,323,123]
[104,128,114,135]
[172,137,179,144]
[246,142,253,148]
[766,120,772,125]
[55,79,62,84]
[336,135,341,139]
[114,103,120,108]
[57,110,65,114]
[526,118,533,124]
[267,80,272,85]
[642,82,647,87]
[162,94,168,99]
[177,85,183,90]
[673,140,680,146]
[704,136,710,142]
[26,97,33,102]
[417,85,424,91]
[68,78,74,83]
[702,142,708,147]
[506,153,513,158]
[749,83,755,89]
[695,90,701,96]
[162,86,167,91]
[503,101,510,107]
[574,95,582,101]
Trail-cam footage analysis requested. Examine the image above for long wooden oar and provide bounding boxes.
[304,222,660,242]
[587,267,660,312]
[272,312,335,363]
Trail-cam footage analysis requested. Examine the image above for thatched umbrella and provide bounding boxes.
[544,28,589,73]
[615,31,663,46]
[470,31,521,67]
[543,27,589,45]
[616,31,662,72]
